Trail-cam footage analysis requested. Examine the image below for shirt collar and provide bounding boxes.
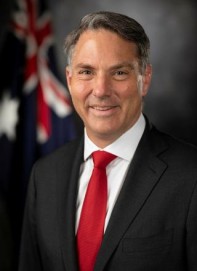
[84,113,146,162]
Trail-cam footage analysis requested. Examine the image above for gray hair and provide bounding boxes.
[64,11,150,74]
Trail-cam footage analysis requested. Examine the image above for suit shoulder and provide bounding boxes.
[33,137,83,170]
[152,126,197,161]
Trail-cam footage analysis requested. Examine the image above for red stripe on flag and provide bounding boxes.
[47,76,71,107]
[24,54,37,82]
[37,82,51,137]
[37,21,52,46]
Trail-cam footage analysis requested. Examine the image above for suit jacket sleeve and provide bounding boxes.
[18,163,43,271]
[186,179,197,270]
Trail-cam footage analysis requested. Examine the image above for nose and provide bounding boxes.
[92,73,111,98]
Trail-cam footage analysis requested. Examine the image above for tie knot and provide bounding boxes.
[92,151,116,169]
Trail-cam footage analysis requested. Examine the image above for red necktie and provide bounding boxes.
[77,150,117,271]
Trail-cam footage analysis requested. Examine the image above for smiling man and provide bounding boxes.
[19,11,197,271]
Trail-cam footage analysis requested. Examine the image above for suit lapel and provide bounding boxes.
[95,123,169,271]
[56,139,84,271]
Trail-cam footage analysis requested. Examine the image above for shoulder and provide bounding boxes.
[33,137,84,174]
[152,125,197,152]
[150,125,197,167]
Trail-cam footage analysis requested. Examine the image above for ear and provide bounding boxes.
[142,64,152,97]
[65,66,72,92]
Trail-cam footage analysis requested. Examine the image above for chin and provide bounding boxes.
[95,128,119,139]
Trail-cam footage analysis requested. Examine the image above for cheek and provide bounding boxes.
[120,83,140,100]
[121,86,142,112]
[69,82,91,117]
[69,80,87,101]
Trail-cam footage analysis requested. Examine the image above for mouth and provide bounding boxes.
[89,105,119,116]
[90,105,117,111]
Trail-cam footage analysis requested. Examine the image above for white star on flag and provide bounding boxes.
[0,91,19,141]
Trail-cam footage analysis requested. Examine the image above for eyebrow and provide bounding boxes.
[110,62,137,70]
[74,61,137,70]
[74,63,94,69]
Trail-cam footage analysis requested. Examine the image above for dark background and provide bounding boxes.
[0,0,197,270]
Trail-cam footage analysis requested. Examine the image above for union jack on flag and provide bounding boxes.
[0,0,75,266]
[0,0,76,192]
[10,0,74,144]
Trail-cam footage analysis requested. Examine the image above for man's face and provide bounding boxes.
[66,29,152,147]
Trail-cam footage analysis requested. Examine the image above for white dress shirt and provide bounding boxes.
[75,114,146,232]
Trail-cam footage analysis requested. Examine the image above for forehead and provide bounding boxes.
[71,29,138,64]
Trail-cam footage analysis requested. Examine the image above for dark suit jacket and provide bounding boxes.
[18,121,197,271]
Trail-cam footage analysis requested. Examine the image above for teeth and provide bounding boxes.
[93,106,113,111]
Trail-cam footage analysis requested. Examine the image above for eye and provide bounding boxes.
[113,70,129,80]
[115,71,126,75]
[79,70,92,75]
[77,69,94,80]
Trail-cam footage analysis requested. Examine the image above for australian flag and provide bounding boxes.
[0,0,76,269]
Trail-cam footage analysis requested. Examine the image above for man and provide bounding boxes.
[19,11,197,271]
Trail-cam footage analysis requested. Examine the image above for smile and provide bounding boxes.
[91,106,117,111]
[89,105,119,117]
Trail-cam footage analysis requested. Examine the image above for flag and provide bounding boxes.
[0,0,76,267]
